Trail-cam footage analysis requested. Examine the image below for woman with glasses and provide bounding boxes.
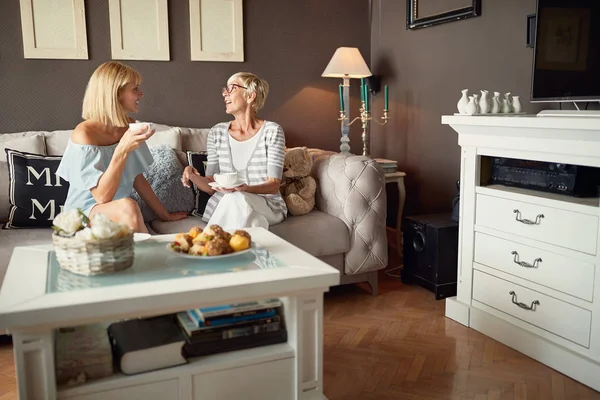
[181,72,287,230]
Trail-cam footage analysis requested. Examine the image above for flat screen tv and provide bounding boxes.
[531,0,600,103]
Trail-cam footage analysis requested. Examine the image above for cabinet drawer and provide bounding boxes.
[474,232,595,302]
[473,270,592,347]
[61,379,178,400]
[192,357,293,399]
[475,194,598,255]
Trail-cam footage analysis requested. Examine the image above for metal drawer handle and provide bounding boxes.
[511,251,542,268]
[509,291,540,311]
[513,209,544,225]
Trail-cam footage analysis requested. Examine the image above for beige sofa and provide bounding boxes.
[0,123,388,294]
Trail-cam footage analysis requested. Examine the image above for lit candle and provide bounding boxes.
[339,84,344,111]
[365,84,369,112]
[384,85,389,110]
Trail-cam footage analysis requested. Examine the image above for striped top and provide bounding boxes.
[202,121,288,222]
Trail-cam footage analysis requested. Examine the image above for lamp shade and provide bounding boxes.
[322,47,372,78]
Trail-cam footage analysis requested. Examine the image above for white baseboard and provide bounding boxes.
[444,297,470,326]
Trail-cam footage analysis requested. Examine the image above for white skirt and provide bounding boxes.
[206,192,284,231]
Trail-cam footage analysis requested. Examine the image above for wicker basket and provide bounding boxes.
[52,232,134,276]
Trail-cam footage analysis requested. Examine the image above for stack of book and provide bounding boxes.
[106,299,287,375]
[374,158,397,174]
[179,298,286,358]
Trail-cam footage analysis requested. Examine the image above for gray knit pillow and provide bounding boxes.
[130,145,195,221]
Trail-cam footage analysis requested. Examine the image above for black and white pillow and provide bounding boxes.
[186,151,211,217]
[3,149,69,229]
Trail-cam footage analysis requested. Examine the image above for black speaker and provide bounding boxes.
[401,213,458,300]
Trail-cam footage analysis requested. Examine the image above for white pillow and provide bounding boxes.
[136,121,182,150]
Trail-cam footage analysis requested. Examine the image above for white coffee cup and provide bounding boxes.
[214,172,239,186]
[128,122,153,134]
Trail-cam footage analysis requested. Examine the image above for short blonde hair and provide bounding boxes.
[228,72,269,111]
[82,61,142,127]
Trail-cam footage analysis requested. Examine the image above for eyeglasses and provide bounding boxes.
[222,83,247,95]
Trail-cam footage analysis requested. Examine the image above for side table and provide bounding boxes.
[384,171,406,252]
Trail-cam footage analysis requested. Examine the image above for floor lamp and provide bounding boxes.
[322,47,372,154]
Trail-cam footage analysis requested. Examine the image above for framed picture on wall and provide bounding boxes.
[108,0,170,61]
[189,0,244,62]
[19,0,88,59]
[406,0,482,30]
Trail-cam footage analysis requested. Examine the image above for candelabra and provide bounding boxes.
[337,83,389,157]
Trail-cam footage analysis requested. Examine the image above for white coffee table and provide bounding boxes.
[0,227,340,400]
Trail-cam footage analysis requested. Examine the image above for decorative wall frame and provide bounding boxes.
[19,0,88,59]
[189,0,244,62]
[406,0,482,30]
[108,0,170,61]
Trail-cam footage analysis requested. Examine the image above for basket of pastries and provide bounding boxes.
[168,224,252,256]
[52,209,134,276]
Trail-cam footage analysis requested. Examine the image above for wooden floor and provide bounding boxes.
[1,269,599,399]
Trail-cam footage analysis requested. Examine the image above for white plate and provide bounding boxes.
[134,233,152,242]
[209,181,245,190]
[166,243,255,260]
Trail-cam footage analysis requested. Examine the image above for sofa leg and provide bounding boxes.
[367,271,378,296]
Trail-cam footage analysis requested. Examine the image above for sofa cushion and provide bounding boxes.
[44,130,74,156]
[151,216,206,234]
[4,149,68,229]
[0,135,47,221]
[0,228,53,284]
[186,151,211,217]
[269,210,350,257]
[130,145,195,222]
[144,123,182,150]
[179,127,209,152]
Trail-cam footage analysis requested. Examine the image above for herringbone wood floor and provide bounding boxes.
[0,268,599,399]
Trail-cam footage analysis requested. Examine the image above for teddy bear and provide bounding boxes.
[280,147,317,216]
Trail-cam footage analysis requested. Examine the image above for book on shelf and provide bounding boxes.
[194,298,282,319]
[183,328,288,358]
[186,306,278,328]
[107,315,187,375]
[374,158,398,174]
[176,312,282,343]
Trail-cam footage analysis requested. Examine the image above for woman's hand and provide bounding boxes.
[233,184,249,192]
[182,166,199,188]
[117,125,155,155]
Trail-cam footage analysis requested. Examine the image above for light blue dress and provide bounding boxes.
[56,140,154,216]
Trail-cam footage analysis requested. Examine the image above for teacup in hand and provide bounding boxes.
[128,122,153,134]
[214,172,240,187]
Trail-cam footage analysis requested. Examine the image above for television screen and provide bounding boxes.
[531,0,600,102]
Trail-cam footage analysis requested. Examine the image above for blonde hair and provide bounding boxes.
[82,61,142,127]
[228,72,269,111]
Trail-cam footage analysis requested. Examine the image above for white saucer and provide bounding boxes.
[134,233,151,242]
[209,181,244,190]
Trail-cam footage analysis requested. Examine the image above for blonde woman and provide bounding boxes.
[57,61,187,232]
[181,72,287,230]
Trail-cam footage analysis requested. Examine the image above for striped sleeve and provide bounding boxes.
[205,126,220,176]
[266,124,285,179]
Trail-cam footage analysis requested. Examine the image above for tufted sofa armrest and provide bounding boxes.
[308,149,388,275]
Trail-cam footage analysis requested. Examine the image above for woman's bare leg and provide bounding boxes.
[89,198,148,233]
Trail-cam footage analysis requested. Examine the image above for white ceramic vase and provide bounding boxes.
[512,96,522,113]
[479,90,490,114]
[491,92,501,114]
[457,89,469,114]
[465,96,478,115]
[501,98,512,113]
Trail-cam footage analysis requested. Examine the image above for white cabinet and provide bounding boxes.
[442,114,600,392]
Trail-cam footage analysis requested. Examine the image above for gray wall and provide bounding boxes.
[0,0,370,151]
[369,0,548,216]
